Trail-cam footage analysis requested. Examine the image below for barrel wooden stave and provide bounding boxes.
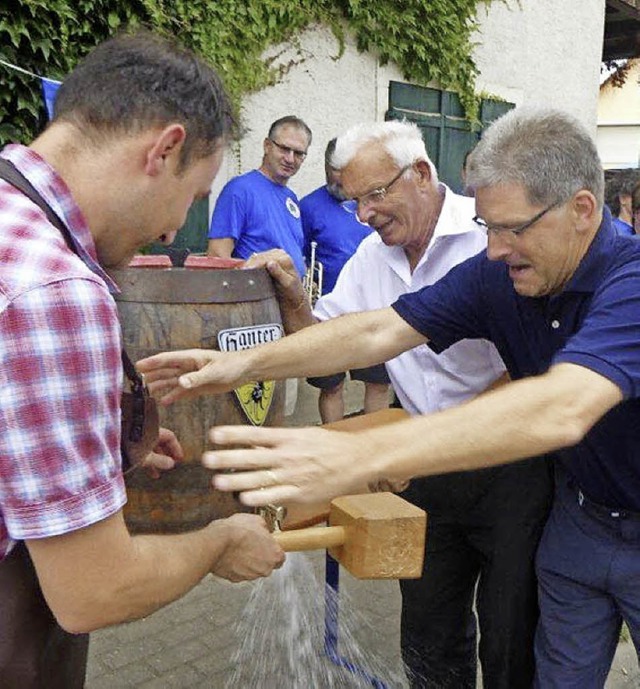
[111,266,284,534]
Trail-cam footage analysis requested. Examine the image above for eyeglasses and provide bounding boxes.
[268,138,307,162]
[473,200,562,237]
[343,164,412,213]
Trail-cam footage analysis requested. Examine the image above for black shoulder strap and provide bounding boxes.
[121,348,146,393]
[0,157,142,387]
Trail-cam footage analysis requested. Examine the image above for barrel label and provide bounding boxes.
[218,324,283,352]
[217,324,284,426]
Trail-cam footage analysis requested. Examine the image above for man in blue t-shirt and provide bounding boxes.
[207,115,311,277]
[301,138,390,423]
[301,138,373,293]
[138,107,640,688]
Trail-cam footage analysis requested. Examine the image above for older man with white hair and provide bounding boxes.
[307,120,552,689]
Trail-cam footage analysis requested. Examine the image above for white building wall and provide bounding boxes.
[474,0,604,131]
[210,26,404,203]
[597,59,640,169]
[210,0,606,206]
[596,126,640,168]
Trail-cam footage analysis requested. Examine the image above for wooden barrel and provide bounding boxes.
[110,263,285,534]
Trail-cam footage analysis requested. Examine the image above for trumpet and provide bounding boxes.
[303,240,324,306]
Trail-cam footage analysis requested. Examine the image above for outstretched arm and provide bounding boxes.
[203,362,622,506]
[137,307,425,404]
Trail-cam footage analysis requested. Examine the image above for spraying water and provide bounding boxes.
[225,552,410,688]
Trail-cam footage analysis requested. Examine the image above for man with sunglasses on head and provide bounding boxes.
[141,119,552,689]
[207,115,312,277]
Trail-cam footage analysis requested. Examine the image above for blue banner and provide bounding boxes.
[41,77,61,120]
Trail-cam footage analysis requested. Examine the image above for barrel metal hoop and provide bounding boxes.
[108,267,275,304]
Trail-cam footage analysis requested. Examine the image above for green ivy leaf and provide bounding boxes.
[1,0,501,148]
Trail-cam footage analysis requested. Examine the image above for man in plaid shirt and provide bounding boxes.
[0,32,284,688]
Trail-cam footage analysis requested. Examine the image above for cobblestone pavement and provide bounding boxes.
[86,381,640,688]
[87,554,408,689]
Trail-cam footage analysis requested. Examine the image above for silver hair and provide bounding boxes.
[466,106,604,208]
[332,120,438,184]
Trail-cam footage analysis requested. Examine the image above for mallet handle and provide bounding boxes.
[273,525,346,552]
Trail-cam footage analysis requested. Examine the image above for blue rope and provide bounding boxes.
[324,553,388,689]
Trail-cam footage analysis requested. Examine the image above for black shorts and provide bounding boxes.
[307,363,390,390]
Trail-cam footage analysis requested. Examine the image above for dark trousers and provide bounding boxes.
[535,467,640,688]
[0,542,89,689]
[400,458,553,689]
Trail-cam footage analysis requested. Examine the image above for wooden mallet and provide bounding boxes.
[272,492,427,579]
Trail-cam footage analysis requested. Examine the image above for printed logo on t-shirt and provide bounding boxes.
[286,197,300,219]
[341,202,369,226]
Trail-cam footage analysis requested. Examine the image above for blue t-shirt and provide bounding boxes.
[392,208,640,510]
[300,185,372,293]
[209,170,306,277]
[612,215,635,237]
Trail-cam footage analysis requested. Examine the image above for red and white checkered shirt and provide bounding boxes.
[0,144,127,560]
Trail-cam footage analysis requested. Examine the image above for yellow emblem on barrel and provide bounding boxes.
[233,379,275,426]
[217,324,283,426]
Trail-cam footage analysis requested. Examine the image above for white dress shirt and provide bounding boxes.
[313,186,506,415]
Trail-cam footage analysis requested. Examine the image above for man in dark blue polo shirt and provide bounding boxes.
[138,106,640,688]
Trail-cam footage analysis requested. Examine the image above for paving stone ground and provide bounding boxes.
[87,554,407,689]
[86,380,640,688]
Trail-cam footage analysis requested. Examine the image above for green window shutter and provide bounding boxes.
[149,196,210,257]
[386,81,514,193]
[170,197,210,253]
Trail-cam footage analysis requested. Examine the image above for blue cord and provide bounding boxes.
[324,553,388,689]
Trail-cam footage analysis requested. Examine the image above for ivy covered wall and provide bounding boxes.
[0,0,496,147]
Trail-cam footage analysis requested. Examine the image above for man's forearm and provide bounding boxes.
[207,237,234,258]
[31,514,249,633]
[363,363,622,482]
[243,307,423,382]
[110,521,241,624]
[203,364,623,509]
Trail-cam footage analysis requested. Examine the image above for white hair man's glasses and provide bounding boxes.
[342,164,412,213]
[473,200,562,237]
